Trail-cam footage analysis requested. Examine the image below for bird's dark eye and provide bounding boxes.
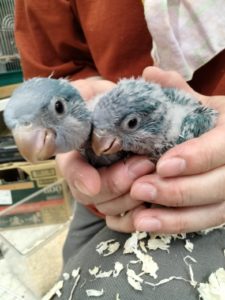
[127,118,138,129]
[122,114,140,131]
[55,100,64,114]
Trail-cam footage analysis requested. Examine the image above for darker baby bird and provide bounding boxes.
[92,78,218,162]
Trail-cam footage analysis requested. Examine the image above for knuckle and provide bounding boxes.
[216,175,225,201]
[175,185,187,207]
[106,175,125,195]
[167,182,187,207]
[196,142,214,173]
[185,138,215,174]
[173,214,188,233]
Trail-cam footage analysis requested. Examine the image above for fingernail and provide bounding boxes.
[157,157,186,177]
[128,158,154,179]
[74,179,93,196]
[136,217,161,232]
[133,183,157,201]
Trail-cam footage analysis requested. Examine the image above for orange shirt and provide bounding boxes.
[15,0,225,95]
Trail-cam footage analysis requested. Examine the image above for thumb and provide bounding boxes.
[56,151,101,196]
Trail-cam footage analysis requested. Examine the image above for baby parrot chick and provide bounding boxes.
[92,78,218,162]
[3,77,124,167]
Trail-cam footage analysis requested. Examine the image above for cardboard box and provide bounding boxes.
[0,160,72,229]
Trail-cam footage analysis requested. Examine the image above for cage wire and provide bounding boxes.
[0,0,21,73]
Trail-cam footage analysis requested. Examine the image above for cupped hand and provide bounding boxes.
[56,78,155,218]
[107,67,225,234]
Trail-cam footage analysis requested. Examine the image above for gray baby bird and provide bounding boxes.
[92,78,218,162]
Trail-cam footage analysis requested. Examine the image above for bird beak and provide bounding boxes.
[92,129,122,156]
[12,125,56,163]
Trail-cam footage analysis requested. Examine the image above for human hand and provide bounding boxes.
[107,66,225,234]
[56,78,155,218]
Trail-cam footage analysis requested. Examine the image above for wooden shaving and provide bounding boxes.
[68,274,81,300]
[123,233,138,254]
[147,235,171,252]
[201,223,225,235]
[184,239,194,252]
[96,239,120,256]
[126,268,143,291]
[113,262,124,277]
[115,293,121,300]
[198,268,225,300]
[139,240,148,253]
[138,232,148,239]
[89,263,124,279]
[145,275,193,287]
[94,270,113,279]
[183,256,197,287]
[42,280,63,300]
[135,249,158,278]
[89,266,100,276]
[72,268,81,278]
[86,288,104,297]
[171,233,187,240]
[123,232,148,254]
[62,272,70,280]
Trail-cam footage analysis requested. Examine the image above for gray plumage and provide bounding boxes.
[3,77,124,167]
[92,78,218,162]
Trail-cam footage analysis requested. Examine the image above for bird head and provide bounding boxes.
[4,78,91,163]
[92,78,168,156]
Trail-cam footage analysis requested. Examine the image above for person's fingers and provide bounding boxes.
[156,125,225,177]
[106,200,225,234]
[132,202,225,234]
[56,151,101,197]
[65,155,154,209]
[95,193,143,216]
[106,206,146,233]
[131,165,225,207]
[93,156,155,204]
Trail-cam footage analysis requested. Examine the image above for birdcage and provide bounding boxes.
[0,0,23,87]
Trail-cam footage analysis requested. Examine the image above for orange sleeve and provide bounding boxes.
[14,0,99,80]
